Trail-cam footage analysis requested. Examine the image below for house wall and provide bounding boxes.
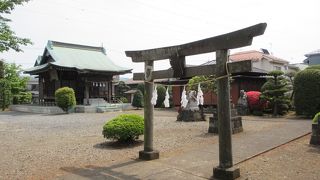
[252,59,289,72]
[305,54,320,65]
[172,77,266,108]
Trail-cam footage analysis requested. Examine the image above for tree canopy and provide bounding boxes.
[0,62,31,109]
[116,81,130,98]
[188,75,216,93]
[0,0,32,52]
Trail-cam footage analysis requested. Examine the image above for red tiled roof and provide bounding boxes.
[230,50,288,64]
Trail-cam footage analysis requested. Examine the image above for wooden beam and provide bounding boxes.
[126,23,267,62]
[169,56,186,78]
[133,60,252,80]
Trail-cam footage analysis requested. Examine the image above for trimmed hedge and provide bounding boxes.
[55,87,76,113]
[156,85,166,108]
[0,79,11,110]
[294,68,320,117]
[132,90,143,108]
[13,91,32,104]
[102,114,144,142]
[119,97,128,103]
[246,91,265,111]
[260,70,290,116]
[313,112,320,124]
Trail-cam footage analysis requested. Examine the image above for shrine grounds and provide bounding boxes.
[0,110,319,180]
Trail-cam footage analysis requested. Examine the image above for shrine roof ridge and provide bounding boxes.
[47,40,105,53]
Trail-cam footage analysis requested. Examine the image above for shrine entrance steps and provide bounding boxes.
[9,103,133,114]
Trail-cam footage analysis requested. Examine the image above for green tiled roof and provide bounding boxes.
[25,41,131,75]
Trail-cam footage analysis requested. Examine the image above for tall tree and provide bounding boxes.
[188,75,216,93]
[132,90,143,109]
[0,62,31,108]
[0,60,4,78]
[285,71,296,101]
[0,0,32,52]
[116,81,130,98]
[260,70,290,116]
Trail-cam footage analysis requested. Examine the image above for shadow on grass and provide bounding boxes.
[60,160,141,180]
[94,140,143,150]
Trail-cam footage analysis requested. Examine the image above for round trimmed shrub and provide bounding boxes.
[132,90,143,108]
[13,92,32,104]
[55,87,76,113]
[246,91,266,112]
[313,112,320,124]
[294,68,320,117]
[156,85,166,108]
[102,114,144,142]
[119,97,128,103]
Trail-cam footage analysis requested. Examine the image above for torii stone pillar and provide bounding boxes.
[213,50,240,179]
[125,23,267,179]
[139,60,159,160]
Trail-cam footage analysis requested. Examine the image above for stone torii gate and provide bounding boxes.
[125,23,267,179]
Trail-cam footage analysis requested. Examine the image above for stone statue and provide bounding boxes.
[236,90,248,115]
[177,90,204,121]
[237,90,248,107]
[185,90,199,111]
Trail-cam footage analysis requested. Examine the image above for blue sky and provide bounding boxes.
[1,0,320,77]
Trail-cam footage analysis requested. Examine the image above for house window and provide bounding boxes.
[275,66,281,70]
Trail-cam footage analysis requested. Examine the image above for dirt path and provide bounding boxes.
[238,135,320,180]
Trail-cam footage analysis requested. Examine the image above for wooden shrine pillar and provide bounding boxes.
[108,81,113,102]
[213,50,240,179]
[139,60,159,160]
[38,76,44,105]
[84,79,89,105]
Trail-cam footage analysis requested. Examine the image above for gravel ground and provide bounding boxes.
[0,110,318,180]
[238,134,320,180]
[0,110,211,180]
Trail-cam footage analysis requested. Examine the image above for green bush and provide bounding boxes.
[120,97,128,103]
[55,87,76,113]
[252,110,264,116]
[294,69,320,117]
[306,65,320,70]
[12,91,32,104]
[0,79,11,110]
[0,60,4,78]
[260,71,290,116]
[312,112,320,124]
[132,90,143,108]
[156,85,166,108]
[137,83,145,95]
[102,114,144,142]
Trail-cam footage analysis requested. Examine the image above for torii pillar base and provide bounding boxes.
[139,150,159,160]
[213,166,240,180]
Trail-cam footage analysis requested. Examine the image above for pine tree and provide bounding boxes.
[260,70,290,116]
[132,90,144,109]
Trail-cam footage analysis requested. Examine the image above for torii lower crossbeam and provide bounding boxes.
[125,23,267,179]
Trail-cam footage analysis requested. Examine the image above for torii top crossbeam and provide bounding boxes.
[125,23,267,179]
[126,23,267,62]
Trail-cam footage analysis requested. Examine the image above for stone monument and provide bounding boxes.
[177,91,205,122]
[236,90,249,115]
